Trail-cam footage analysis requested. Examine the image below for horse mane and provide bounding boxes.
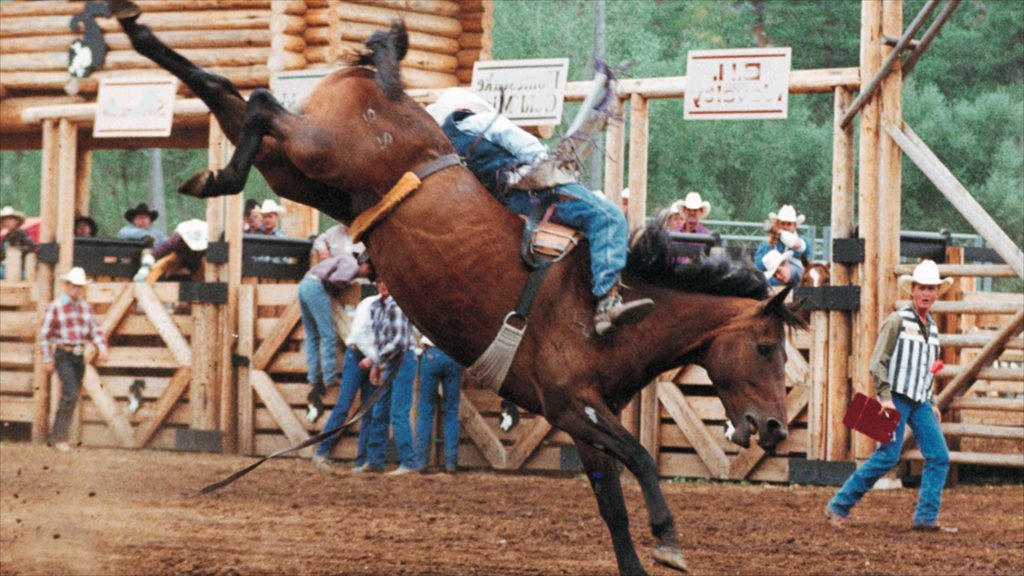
[351,19,408,100]
[627,220,770,300]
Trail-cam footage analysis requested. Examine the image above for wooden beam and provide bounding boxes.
[807,311,829,460]
[32,121,59,443]
[939,422,1024,441]
[503,418,552,470]
[251,299,302,371]
[935,309,1024,410]
[885,122,1024,279]
[458,390,506,468]
[903,0,962,76]
[249,369,311,454]
[877,0,904,331]
[941,334,1024,350]
[840,0,938,128]
[80,365,135,448]
[950,397,1024,412]
[133,283,192,366]
[56,118,77,284]
[729,383,809,479]
[638,381,660,464]
[903,449,1023,468]
[627,94,648,230]
[237,284,256,455]
[656,381,729,480]
[896,300,1023,314]
[133,367,192,448]
[603,96,625,211]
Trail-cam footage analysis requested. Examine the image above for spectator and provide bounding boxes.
[313,223,356,261]
[427,88,653,336]
[259,199,287,237]
[312,254,382,471]
[132,219,208,282]
[243,199,263,234]
[39,267,108,452]
[826,259,955,532]
[761,249,797,286]
[118,203,166,245]
[754,204,809,286]
[414,335,462,473]
[74,216,99,238]
[363,279,418,476]
[668,192,711,234]
[300,252,361,422]
[0,206,38,279]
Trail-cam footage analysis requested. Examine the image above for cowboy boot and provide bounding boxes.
[593,287,654,336]
[305,380,326,423]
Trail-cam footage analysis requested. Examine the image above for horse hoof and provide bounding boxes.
[178,170,213,198]
[107,0,141,19]
[652,545,688,573]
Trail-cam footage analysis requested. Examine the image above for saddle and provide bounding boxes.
[520,204,582,262]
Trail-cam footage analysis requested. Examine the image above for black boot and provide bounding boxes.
[306,381,326,423]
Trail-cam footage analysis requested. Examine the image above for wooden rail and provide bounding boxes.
[893,264,1019,278]
[940,333,1024,350]
[950,397,1024,412]
[939,422,1024,441]
[904,449,1024,468]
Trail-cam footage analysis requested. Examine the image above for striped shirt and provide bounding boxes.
[871,307,940,404]
[370,295,412,365]
[40,293,107,362]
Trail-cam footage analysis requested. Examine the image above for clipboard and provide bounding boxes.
[843,392,901,443]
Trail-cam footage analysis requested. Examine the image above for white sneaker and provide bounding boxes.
[387,466,417,477]
[55,442,71,453]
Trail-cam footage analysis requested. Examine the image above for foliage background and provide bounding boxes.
[0,0,1021,245]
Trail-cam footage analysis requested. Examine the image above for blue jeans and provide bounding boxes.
[503,183,627,297]
[415,347,462,469]
[828,393,950,526]
[315,347,376,460]
[366,350,417,469]
[298,277,340,386]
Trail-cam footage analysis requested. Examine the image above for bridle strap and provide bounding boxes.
[350,153,462,243]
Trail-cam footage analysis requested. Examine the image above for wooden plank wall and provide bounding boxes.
[0,282,38,426]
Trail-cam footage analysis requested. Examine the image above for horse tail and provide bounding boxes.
[354,19,408,101]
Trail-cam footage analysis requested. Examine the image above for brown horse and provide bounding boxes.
[109,5,804,574]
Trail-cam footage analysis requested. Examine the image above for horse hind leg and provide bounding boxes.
[179,89,283,199]
[556,400,688,574]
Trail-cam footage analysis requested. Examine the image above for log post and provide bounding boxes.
[75,148,92,220]
[603,96,625,212]
[877,0,903,329]
[854,0,883,460]
[31,120,60,443]
[221,132,243,453]
[827,86,855,461]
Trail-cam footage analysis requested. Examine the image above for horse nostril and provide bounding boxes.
[765,418,787,441]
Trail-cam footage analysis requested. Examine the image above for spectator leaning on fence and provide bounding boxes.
[117,203,166,245]
[259,199,287,237]
[1,206,38,280]
[755,204,809,286]
[40,267,109,452]
[243,199,263,234]
[826,259,955,533]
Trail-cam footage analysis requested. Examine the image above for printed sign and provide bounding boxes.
[684,48,792,120]
[93,77,178,138]
[270,69,336,112]
[471,58,569,126]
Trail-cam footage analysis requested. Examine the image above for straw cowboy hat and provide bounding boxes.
[898,259,953,296]
[61,266,90,286]
[671,192,711,219]
[0,206,26,226]
[124,202,159,223]
[175,219,209,252]
[258,198,287,215]
[769,204,805,225]
[761,249,793,279]
[425,88,495,126]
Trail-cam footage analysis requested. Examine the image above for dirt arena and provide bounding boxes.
[1,442,1021,576]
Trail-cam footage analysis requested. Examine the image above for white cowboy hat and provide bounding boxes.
[175,219,209,252]
[761,249,793,279]
[620,187,630,199]
[898,259,953,296]
[425,88,495,126]
[671,192,711,219]
[61,266,90,286]
[769,204,806,225]
[0,206,26,226]
[259,199,287,215]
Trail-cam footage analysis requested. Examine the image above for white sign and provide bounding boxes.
[471,58,569,126]
[684,48,792,120]
[93,77,178,138]
[270,69,337,112]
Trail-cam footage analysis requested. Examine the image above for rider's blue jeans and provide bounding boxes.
[415,347,462,469]
[828,392,950,526]
[503,182,627,298]
[315,346,376,461]
[365,350,418,469]
[298,276,339,387]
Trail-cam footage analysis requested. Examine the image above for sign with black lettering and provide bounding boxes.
[93,77,178,138]
[684,48,792,120]
[471,58,569,126]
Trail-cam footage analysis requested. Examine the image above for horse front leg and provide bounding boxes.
[553,399,688,574]
[572,439,647,576]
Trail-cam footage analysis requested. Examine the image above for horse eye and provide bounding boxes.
[756,344,772,358]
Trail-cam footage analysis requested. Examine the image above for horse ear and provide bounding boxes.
[764,285,793,313]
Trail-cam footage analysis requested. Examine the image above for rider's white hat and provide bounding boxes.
[426,88,495,126]
[761,249,793,279]
[176,219,209,252]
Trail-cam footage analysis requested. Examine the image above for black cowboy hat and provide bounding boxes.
[74,216,99,237]
[124,202,159,223]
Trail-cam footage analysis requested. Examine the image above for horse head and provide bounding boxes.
[699,286,807,450]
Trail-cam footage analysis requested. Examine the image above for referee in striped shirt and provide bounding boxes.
[826,260,956,532]
[40,267,108,452]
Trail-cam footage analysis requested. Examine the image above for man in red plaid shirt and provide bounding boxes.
[40,267,108,452]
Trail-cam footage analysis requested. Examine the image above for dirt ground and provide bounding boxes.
[1,443,1021,576]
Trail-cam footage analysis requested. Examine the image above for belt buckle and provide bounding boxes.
[72,344,83,356]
